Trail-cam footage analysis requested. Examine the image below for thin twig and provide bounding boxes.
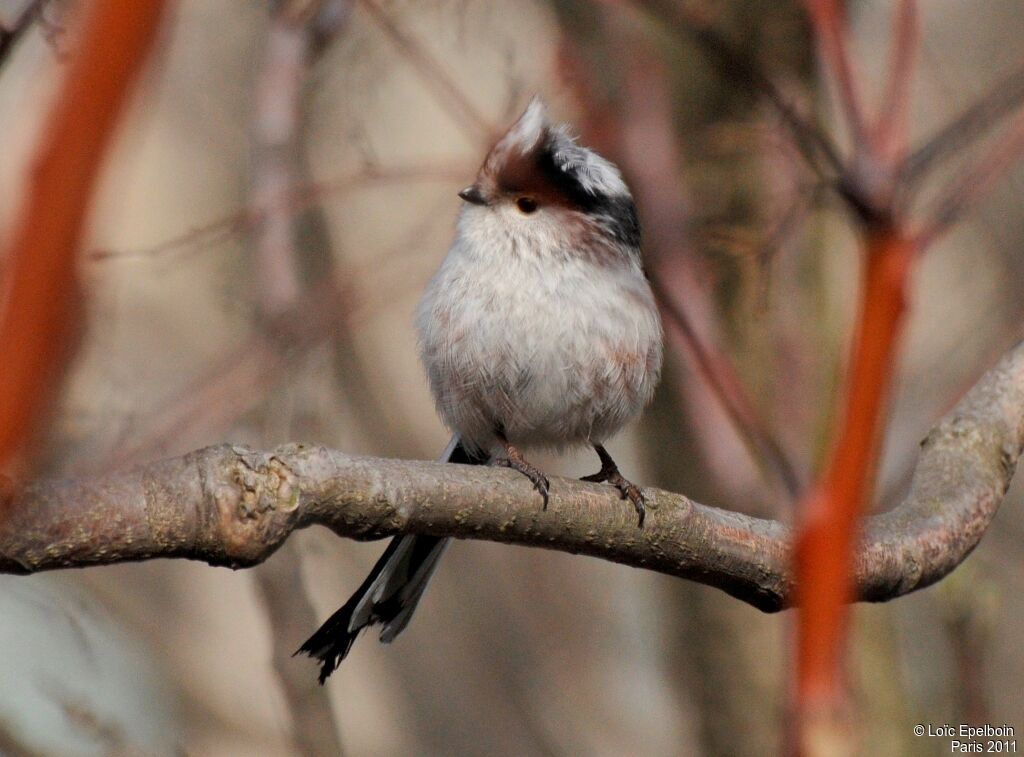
[626,0,844,177]
[901,59,1024,187]
[255,542,345,756]
[872,0,918,162]
[914,112,1024,250]
[250,1,312,317]
[87,163,469,263]
[802,0,867,147]
[357,0,493,142]
[652,277,802,499]
[101,280,344,470]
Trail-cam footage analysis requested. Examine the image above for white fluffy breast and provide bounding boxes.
[416,204,663,455]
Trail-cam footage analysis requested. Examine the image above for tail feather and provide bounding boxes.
[295,436,486,683]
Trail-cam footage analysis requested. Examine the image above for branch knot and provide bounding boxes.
[203,446,302,568]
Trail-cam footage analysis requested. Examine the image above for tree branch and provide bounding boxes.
[2,338,1022,612]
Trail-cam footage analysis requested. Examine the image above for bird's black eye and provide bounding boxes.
[516,196,538,214]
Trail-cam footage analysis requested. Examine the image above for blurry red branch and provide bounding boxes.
[872,0,917,160]
[792,229,915,713]
[802,0,866,146]
[788,0,1024,745]
[0,0,165,480]
[0,337,1022,611]
[789,2,920,748]
[569,7,1024,746]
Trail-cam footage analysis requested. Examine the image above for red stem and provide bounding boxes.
[792,229,915,742]
[872,0,918,162]
[0,1,165,479]
[803,0,867,146]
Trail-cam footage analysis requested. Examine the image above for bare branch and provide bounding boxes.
[802,0,867,146]
[901,59,1024,187]
[251,0,314,317]
[914,113,1024,249]
[357,0,493,142]
[627,0,844,177]
[652,275,803,499]
[248,4,350,753]
[254,542,345,756]
[1,339,1022,612]
[87,163,468,263]
[871,0,918,160]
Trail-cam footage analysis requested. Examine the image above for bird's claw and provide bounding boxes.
[615,478,646,528]
[581,462,646,528]
[493,453,550,509]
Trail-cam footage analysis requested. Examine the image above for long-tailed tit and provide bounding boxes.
[298,98,664,682]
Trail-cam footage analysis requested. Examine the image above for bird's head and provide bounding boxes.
[456,97,641,261]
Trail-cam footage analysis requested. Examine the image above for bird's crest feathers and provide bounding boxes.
[479,96,630,202]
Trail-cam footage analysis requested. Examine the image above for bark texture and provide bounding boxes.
[0,341,1021,609]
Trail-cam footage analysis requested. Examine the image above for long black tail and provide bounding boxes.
[296,436,486,683]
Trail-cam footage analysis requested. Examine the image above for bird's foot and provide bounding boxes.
[492,444,550,508]
[582,445,646,527]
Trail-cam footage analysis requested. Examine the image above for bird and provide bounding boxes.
[296,97,663,683]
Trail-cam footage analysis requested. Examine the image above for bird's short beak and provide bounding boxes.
[458,185,488,206]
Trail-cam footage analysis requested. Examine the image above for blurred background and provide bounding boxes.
[0,0,1022,754]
